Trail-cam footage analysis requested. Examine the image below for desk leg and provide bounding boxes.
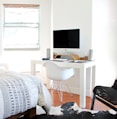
[92,65,96,91]
[89,67,93,97]
[5,64,8,70]
[80,66,86,108]
[89,65,96,97]
[31,61,36,75]
[0,63,8,70]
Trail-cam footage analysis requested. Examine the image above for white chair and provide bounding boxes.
[43,61,75,102]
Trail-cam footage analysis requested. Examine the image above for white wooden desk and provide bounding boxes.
[31,60,96,108]
[0,62,8,70]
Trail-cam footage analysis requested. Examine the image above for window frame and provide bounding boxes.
[3,4,40,50]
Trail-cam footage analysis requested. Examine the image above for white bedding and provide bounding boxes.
[0,70,52,119]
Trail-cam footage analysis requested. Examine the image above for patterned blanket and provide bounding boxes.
[0,70,52,119]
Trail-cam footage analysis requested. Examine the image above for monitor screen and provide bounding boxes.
[53,29,80,48]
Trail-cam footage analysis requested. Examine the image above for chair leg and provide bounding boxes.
[51,80,63,102]
[90,94,96,110]
[65,83,72,97]
[57,81,63,102]
[58,81,72,102]
[50,80,54,99]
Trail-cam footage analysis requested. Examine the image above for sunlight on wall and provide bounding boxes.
[92,0,117,86]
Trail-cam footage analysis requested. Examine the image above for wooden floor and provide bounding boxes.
[35,72,110,111]
[50,89,110,111]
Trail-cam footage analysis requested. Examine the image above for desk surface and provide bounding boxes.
[31,59,95,69]
[52,59,88,63]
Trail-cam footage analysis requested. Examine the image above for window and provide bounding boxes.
[3,4,39,50]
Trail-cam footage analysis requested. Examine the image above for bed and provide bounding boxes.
[0,69,52,119]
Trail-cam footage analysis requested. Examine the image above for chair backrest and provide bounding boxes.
[44,61,74,81]
[112,79,117,90]
[44,61,61,80]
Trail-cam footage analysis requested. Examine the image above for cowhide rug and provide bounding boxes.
[22,102,117,119]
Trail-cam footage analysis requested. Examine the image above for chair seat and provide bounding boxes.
[91,80,117,111]
[93,86,117,105]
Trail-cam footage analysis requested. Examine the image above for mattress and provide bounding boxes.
[0,70,52,119]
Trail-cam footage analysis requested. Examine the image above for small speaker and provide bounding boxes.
[47,48,50,59]
[88,49,95,61]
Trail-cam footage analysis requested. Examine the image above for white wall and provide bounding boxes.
[52,0,92,57]
[92,0,117,86]
[0,0,52,73]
